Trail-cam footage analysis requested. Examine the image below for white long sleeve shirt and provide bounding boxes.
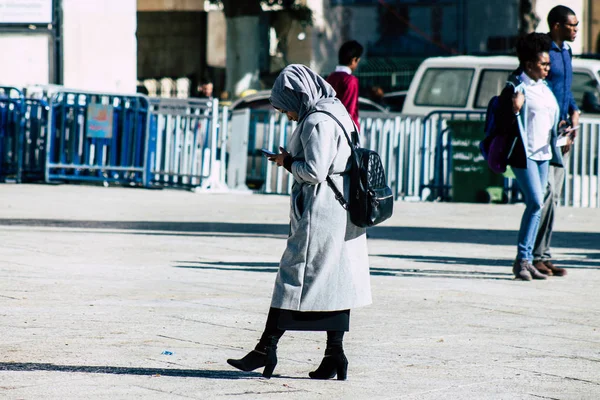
[520,72,559,161]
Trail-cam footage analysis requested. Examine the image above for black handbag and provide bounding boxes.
[312,110,394,228]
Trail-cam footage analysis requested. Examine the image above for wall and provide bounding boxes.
[137,11,207,79]
[62,0,137,93]
[0,33,52,87]
[309,0,522,71]
[465,0,520,53]
[592,0,600,52]
[269,9,313,73]
[206,11,226,68]
[137,0,205,12]
[309,0,343,75]
[0,0,54,87]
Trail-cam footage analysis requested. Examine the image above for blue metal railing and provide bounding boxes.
[45,91,150,185]
[0,87,26,183]
[21,98,50,182]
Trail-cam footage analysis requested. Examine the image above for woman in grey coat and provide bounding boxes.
[227,65,371,380]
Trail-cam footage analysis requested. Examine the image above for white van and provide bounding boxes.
[402,55,600,117]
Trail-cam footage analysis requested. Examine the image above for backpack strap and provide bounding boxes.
[305,109,357,148]
[304,109,356,210]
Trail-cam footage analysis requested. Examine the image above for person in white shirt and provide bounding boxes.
[500,33,565,281]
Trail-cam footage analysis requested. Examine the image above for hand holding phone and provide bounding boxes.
[261,148,276,157]
[566,125,580,133]
[559,125,580,137]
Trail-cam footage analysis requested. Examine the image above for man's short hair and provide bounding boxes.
[338,40,363,66]
[547,5,576,28]
[516,32,552,66]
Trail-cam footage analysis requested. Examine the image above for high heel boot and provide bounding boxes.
[227,338,278,378]
[309,347,348,380]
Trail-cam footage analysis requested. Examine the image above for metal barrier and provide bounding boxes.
[419,111,486,201]
[2,83,598,208]
[0,87,25,182]
[146,97,225,189]
[246,110,271,190]
[248,109,426,199]
[46,91,150,185]
[564,118,600,208]
[360,112,424,200]
[22,99,50,182]
[420,111,600,207]
[246,110,296,193]
[354,57,423,92]
[245,109,505,204]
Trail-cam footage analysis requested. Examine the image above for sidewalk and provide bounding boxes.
[1,184,599,399]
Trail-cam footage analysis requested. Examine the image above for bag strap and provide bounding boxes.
[304,109,357,210]
[305,109,357,148]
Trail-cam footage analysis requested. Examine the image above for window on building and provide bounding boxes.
[415,68,474,107]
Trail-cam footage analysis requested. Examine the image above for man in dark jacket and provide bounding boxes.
[532,5,580,277]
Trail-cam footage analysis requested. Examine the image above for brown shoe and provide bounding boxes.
[513,259,532,281]
[533,260,553,276]
[526,262,547,280]
[544,260,567,276]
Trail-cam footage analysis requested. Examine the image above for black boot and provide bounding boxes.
[227,341,278,378]
[309,331,348,380]
[227,309,284,379]
[309,347,348,380]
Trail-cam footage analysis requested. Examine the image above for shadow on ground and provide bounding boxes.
[2,219,599,250]
[0,362,256,379]
[372,254,600,270]
[174,260,515,280]
[175,251,599,279]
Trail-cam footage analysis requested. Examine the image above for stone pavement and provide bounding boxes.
[0,184,599,400]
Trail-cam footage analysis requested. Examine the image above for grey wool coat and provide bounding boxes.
[268,69,372,311]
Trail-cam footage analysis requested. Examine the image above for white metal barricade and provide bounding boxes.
[233,109,600,209]
[564,118,600,208]
[146,98,226,189]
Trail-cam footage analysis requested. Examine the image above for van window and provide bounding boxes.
[474,69,513,108]
[414,68,474,107]
[571,72,597,109]
[572,71,600,114]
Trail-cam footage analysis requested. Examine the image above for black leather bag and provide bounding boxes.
[313,110,394,228]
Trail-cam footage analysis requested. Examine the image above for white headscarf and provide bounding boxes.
[269,64,337,121]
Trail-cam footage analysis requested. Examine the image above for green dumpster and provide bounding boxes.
[447,120,505,203]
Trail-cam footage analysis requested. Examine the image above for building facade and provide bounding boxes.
[0,0,596,95]
[0,0,137,93]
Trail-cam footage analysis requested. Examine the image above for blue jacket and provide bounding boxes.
[547,39,579,121]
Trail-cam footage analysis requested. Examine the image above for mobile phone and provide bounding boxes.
[261,148,276,157]
[559,125,580,137]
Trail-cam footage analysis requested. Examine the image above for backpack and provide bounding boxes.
[479,78,520,174]
[481,95,500,159]
[310,110,394,228]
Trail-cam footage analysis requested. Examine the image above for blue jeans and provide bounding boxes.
[512,158,549,262]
